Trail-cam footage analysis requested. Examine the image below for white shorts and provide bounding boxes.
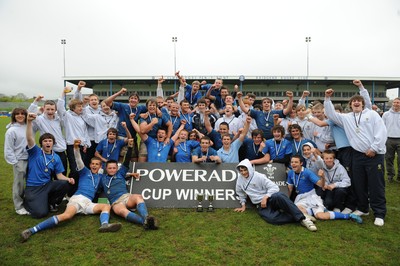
[112,193,130,207]
[67,195,97,215]
[294,189,325,215]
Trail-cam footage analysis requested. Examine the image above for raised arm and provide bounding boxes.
[73,139,85,171]
[236,92,249,114]
[157,76,165,98]
[103,88,127,107]
[323,89,344,127]
[73,81,86,101]
[238,116,251,142]
[353,80,372,110]
[26,113,37,148]
[130,113,148,142]
[283,91,294,116]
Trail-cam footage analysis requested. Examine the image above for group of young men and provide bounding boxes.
[4,74,398,241]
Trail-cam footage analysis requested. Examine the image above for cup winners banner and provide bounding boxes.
[128,163,288,208]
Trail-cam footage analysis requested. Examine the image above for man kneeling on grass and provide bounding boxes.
[234,159,317,232]
[21,139,121,242]
[101,140,158,230]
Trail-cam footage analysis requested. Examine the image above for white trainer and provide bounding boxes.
[304,214,317,222]
[16,208,30,215]
[374,218,384,226]
[352,210,369,216]
[333,208,341,213]
[301,218,317,232]
[341,208,353,214]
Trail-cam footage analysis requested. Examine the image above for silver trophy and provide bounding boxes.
[207,194,214,212]
[196,194,204,212]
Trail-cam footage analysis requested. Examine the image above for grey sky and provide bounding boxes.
[0,0,399,100]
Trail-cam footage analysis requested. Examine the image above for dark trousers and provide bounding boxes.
[316,187,348,211]
[24,180,70,218]
[66,145,86,197]
[258,192,304,225]
[352,151,386,219]
[385,137,400,180]
[337,146,358,211]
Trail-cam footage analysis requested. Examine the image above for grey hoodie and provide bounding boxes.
[322,158,350,188]
[235,159,279,205]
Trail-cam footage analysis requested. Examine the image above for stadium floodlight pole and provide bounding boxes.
[305,36,311,106]
[61,39,67,108]
[172,36,178,93]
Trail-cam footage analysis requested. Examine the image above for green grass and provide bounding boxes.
[1,117,400,265]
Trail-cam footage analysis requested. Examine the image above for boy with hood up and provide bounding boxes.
[234,159,317,232]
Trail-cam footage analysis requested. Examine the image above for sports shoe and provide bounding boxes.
[304,214,317,222]
[49,204,58,213]
[98,223,122,233]
[349,213,363,224]
[301,218,317,232]
[341,208,353,214]
[21,229,32,242]
[374,218,384,227]
[143,216,158,230]
[16,208,30,215]
[352,210,369,216]
[333,208,341,213]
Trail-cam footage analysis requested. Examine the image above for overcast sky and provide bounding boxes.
[0,0,399,100]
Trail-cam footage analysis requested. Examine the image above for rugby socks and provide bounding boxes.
[30,216,59,234]
[126,212,144,224]
[137,202,149,219]
[100,211,110,225]
[330,211,349,220]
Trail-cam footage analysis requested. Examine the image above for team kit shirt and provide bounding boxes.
[96,139,126,166]
[140,112,170,138]
[192,146,219,162]
[145,137,174,162]
[262,138,292,161]
[26,145,65,187]
[112,102,147,137]
[75,167,101,200]
[100,165,129,204]
[287,167,320,194]
[249,109,285,139]
[175,140,199,162]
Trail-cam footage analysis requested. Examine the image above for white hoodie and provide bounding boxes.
[235,159,279,205]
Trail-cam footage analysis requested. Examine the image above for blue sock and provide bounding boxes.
[137,202,148,219]
[126,212,144,225]
[30,216,59,234]
[332,211,350,220]
[100,212,110,225]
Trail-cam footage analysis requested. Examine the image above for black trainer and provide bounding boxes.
[143,216,158,230]
[21,229,32,242]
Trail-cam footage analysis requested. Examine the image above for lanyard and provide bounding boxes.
[202,148,209,162]
[274,140,282,157]
[180,112,191,125]
[105,175,114,189]
[106,141,117,159]
[179,141,187,153]
[223,116,234,125]
[293,139,302,154]
[324,168,337,183]
[264,111,271,123]
[157,142,165,153]
[244,174,255,191]
[89,172,98,189]
[42,149,54,170]
[353,112,362,131]
[170,116,178,126]
[293,170,303,190]
[252,143,260,155]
